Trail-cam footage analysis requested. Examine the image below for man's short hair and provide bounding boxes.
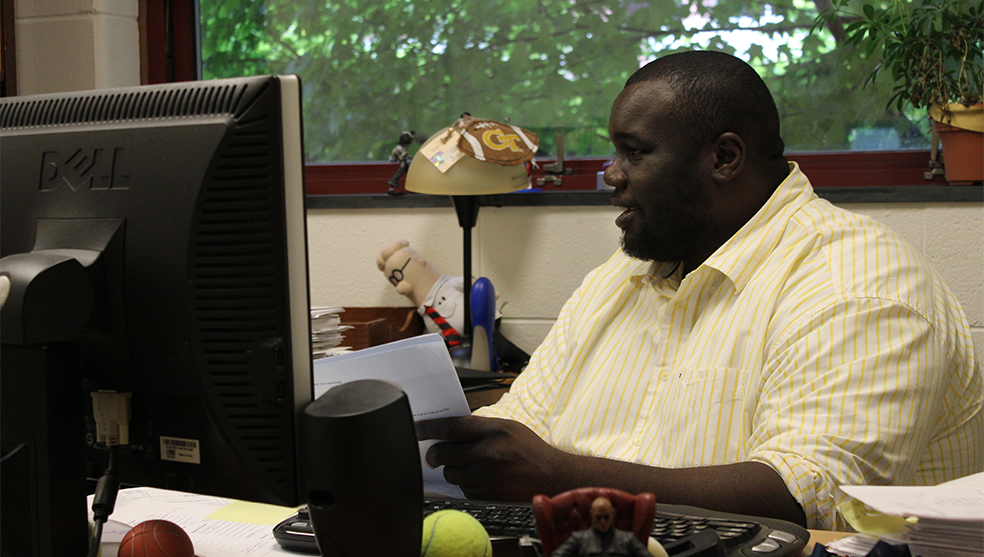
[625,51,785,160]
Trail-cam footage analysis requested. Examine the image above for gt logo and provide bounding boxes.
[456,118,539,165]
[481,129,524,152]
[40,148,130,192]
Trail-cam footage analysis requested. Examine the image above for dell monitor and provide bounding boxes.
[0,75,312,556]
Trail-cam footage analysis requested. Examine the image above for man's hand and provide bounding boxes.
[416,416,807,527]
[416,416,571,501]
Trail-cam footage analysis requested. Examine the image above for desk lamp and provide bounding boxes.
[404,118,538,368]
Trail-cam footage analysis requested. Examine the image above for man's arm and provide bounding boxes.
[416,416,807,527]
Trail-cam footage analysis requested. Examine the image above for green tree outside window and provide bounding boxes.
[200,0,932,163]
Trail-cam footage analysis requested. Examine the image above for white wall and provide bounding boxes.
[14,0,139,95]
[16,0,984,362]
[307,205,624,353]
[308,202,984,363]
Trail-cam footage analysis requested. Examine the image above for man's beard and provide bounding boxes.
[620,174,710,263]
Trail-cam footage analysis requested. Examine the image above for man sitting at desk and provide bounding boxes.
[416,50,983,530]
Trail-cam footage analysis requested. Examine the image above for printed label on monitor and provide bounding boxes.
[160,436,201,464]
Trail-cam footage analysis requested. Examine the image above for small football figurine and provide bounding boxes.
[118,519,195,557]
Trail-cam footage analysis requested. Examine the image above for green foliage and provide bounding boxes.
[201,0,934,162]
[814,0,984,112]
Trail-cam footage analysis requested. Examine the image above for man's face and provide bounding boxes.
[604,80,712,265]
[590,498,615,534]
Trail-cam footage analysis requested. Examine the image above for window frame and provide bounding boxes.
[144,0,969,199]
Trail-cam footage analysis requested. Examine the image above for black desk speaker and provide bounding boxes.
[300,379,423,557]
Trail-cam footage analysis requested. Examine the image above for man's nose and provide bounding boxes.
[603,160,625,188]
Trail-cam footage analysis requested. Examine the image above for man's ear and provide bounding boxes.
[711,132,745,183]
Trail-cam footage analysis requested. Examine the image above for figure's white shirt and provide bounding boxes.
[418,274,465,335]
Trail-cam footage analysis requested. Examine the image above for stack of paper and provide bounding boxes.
[88,486,298,556]
[905,517,983,557]
[310,306,352,358]
[832,472,984,557]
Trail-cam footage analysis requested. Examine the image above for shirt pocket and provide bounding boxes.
[677,367,745,408]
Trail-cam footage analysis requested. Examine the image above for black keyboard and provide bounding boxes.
[273,498,810,557]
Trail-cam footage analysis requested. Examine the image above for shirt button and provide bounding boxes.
[659,370,671,380]
[633,439,642,446]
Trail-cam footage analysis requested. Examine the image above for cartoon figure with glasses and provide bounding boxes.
[377,240,465,346]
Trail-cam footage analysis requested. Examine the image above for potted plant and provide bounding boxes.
[814,0,983,184]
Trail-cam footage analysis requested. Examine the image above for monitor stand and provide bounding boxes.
[1,343,90,557]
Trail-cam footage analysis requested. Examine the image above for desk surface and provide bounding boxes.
[98,525,848,557]
[486,528,846,556]
[805,529,850,554]
[98,485,851,557]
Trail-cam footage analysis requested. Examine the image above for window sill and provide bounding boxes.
[307,185,981,210]
[304,150,981,206]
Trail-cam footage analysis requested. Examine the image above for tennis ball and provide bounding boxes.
[118,519,195,557]
[421,509,492,557]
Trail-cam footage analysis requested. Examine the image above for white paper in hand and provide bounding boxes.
[312,333,470,497]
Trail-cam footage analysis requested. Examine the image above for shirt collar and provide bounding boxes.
[701,162,814,292]
[626,259,679,288]
[624,162,814,291]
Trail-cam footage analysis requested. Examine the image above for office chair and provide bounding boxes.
[532,487,657,556]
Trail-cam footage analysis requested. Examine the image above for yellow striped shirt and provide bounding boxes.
[476,163,983,529]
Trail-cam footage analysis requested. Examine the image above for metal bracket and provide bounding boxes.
[537,128,573,187]
[924,127,946,180]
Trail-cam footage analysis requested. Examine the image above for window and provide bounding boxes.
[199,0,931,161]
[146,1,952,193]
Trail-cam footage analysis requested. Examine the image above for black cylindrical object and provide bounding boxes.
[300,379,423,557]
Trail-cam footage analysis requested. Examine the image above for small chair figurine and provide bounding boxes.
[533,487,656,556]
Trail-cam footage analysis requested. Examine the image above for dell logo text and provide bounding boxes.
[40,148,130,192]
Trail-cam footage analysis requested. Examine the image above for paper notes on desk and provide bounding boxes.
[312,333,471,498]
[88,487,298,556]
[310,306,352,358]
[841,473,984,521]
[829,472,984,557]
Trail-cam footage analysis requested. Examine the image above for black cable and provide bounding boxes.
[89,520,103,557]
[87,445,120,557]
[0,442,27,464]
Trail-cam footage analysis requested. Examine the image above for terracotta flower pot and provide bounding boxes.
[929,103,983,185]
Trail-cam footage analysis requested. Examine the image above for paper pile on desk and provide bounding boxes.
[312,333,470,498]
[831,472,984,557]
[310,306,352,358]
[88,487,297,556]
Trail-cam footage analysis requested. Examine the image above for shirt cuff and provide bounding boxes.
[749,451,841,530]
